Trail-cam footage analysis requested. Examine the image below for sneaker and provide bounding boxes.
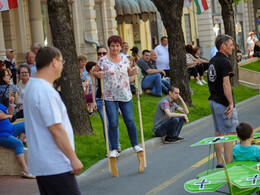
[176,137,185,142]
[106,152,120,158]
[196,80,203,85]
[109,150,119,158]
[149,93,162,97]
[133,145,143,153]
[89,112,98,116]
[201,79,207,84]
[164,137,180,144]
[21,171,35,179]
[216,164,223,168]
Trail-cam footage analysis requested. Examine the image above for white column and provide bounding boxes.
[103,0,118,38]
[0,13,6,58]
[28,0,44,45]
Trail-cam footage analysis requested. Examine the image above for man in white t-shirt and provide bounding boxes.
[154,36,170,77]
[23,46,83,194]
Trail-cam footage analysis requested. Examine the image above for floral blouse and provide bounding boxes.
[97,55,132,102]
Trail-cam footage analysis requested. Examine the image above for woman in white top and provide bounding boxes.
[93,35,143,157]
[16,65,30,118]
[246,32,258,58]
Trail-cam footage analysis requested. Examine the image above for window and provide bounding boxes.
[184,14,192,44]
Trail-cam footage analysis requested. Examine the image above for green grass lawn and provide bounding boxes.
[241,60,260,72]
[75,80,259,172]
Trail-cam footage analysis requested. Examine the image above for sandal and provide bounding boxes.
[21,171,36,179]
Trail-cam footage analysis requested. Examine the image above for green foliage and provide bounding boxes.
[75,79,259,172]
[241,61,260,72]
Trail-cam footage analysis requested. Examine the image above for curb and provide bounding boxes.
[77,94,260,182]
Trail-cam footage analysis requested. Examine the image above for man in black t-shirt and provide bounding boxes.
[207,34,238,168]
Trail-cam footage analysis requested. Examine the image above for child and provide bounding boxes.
[233,122,260,162]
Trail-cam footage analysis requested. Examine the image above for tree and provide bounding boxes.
[218,0,245,86]
[47,0,93,135]
[152,0,193,106]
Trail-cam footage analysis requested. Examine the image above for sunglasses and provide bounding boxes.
[97,52,107,56]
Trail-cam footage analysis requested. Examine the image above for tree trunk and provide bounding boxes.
[47,0,93,135]
[218,0,239,86]
[152,0,192,106]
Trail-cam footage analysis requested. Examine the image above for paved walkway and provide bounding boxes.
[1,95,259,195]
[0,176,38,195]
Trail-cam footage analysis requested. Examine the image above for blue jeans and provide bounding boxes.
[0,122,25,155]
[161,78,170,95]
[141,73,162,96]
[96,98,119,151]
[155,117,185,137]
[105,100,138,150]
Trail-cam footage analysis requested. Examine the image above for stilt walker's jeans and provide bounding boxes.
[105,100,138,150]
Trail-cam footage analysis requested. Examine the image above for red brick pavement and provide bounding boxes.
[0,176,39,195]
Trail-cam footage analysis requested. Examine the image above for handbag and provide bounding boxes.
[0,85,9,107]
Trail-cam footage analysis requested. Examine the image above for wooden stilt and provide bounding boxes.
[110,157,118,177]
[134,75,147,167]
[100,79,112,172]
[137,152,144,173]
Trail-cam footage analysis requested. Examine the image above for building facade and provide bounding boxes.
[0,0,198,64]
[196,0,257,59]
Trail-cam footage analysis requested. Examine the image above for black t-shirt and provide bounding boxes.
[207,52,235,107]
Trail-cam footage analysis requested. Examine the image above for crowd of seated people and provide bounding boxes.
[0,44,44,179]
[185,44,207,85]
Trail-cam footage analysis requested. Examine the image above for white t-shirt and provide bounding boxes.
[247,37,257,51]
[17,79,30,104]
[23,78,74,176]
[211,46,218,58]
[154,44,170,70]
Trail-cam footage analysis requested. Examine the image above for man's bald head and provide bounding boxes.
[150,49,157,61]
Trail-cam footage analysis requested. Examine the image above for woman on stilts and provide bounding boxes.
[93,35,144,176]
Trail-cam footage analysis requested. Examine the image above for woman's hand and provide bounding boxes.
[128,67,138,76]
[93,71,104,79]
[0,112,12,120]
[9,96,14,104]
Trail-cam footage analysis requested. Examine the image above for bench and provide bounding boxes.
[0,146,28,175]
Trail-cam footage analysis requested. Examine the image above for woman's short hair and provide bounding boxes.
[17,64,31,76]
[0,69,8,85]
[97,45,108,52]
[78,55,87,62]
[192,47,200,54]
[107,35,123,47]
[185,44,193,54]
[85,61,97,72]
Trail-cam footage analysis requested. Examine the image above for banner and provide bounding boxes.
[194,0,208,15]
[0,0,18,12]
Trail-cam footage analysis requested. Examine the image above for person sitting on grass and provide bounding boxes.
[233,122,260,162]
[84,61,97,116]
[153,86,189,143]
[136,50,164,97]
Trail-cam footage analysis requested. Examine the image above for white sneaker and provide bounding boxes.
[196,80,203,85]
[201,79,207,84]
[133,145,143,153]
[109,150,119,158]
